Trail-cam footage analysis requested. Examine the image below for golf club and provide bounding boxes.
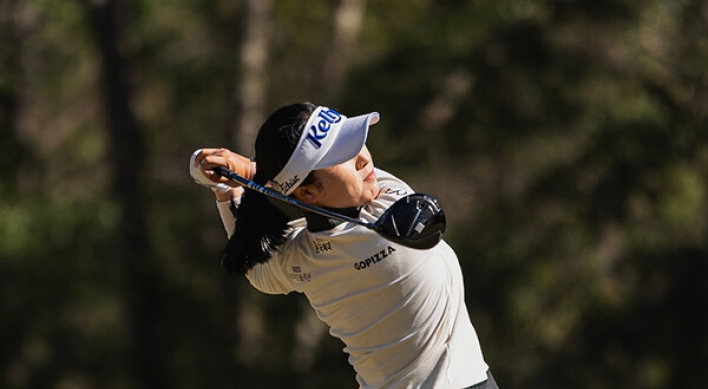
[213,166,446,249]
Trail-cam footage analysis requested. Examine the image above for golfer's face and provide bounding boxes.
[306,146,379,209]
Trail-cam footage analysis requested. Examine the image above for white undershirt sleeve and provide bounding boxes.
[216,198,239,238]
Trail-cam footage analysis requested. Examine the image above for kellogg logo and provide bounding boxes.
[306,108,342,148]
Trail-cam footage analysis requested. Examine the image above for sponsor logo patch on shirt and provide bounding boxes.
[354,246,396,270]
[383,187,408,196]
[289,266,312,283]
[314,240,332,255]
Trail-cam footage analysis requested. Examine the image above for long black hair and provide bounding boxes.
[221,102,317,274]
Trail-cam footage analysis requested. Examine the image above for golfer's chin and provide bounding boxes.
[341,184,380,209]
[361,182,381,204]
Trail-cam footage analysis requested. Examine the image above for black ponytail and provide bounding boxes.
[220,170,290,274]
[220,102,317,275]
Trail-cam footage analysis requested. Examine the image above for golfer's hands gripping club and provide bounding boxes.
[190,148,255,197]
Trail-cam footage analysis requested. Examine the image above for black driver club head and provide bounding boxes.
[373,193,446,250]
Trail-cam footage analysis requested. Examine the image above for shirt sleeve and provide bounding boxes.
[217,195,301,295]
[243,218,307,295]
[216,198,239,238]
[245,241,297,295]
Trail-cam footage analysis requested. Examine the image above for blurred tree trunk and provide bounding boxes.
[80,1,164,388]
[0,0,24,194]
[418,68,473,168]
[0,0,29,376]
[318,0,367,105]
[231,0,272,154]
[228,0,274,375]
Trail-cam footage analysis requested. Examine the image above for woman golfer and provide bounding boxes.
[190,102,498,389]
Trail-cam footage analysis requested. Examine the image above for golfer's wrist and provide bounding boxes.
[214,187,243,202]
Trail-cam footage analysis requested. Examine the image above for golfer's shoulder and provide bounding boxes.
[245,226,308,295]
[287,217,308,230]
[281,220,317,256]
[281,219,308,251]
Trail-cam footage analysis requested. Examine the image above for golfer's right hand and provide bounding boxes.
[190,148,255,192]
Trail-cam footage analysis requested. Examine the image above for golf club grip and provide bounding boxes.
[213,166,251,187]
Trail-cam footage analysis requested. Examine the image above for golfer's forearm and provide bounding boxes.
[216,198,239,237]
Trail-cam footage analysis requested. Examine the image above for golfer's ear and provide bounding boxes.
[293,185,318,203]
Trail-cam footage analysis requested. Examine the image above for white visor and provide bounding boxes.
[269,106,380,195]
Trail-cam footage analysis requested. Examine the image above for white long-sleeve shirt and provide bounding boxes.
[217,169,488,389]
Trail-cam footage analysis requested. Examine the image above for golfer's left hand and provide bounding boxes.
[190,148,255,192]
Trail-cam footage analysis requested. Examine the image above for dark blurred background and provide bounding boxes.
[1,0,706,388]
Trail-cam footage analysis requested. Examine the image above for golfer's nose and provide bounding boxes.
[355,147,371,170]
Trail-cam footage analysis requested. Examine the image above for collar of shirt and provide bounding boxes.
[303,206,362,232]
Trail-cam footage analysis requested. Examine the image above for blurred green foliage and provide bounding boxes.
[1,0,706,388]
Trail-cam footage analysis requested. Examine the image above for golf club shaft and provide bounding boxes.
[213,166,373,228]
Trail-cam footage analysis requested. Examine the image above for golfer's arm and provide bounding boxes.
[215,188,244,237]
